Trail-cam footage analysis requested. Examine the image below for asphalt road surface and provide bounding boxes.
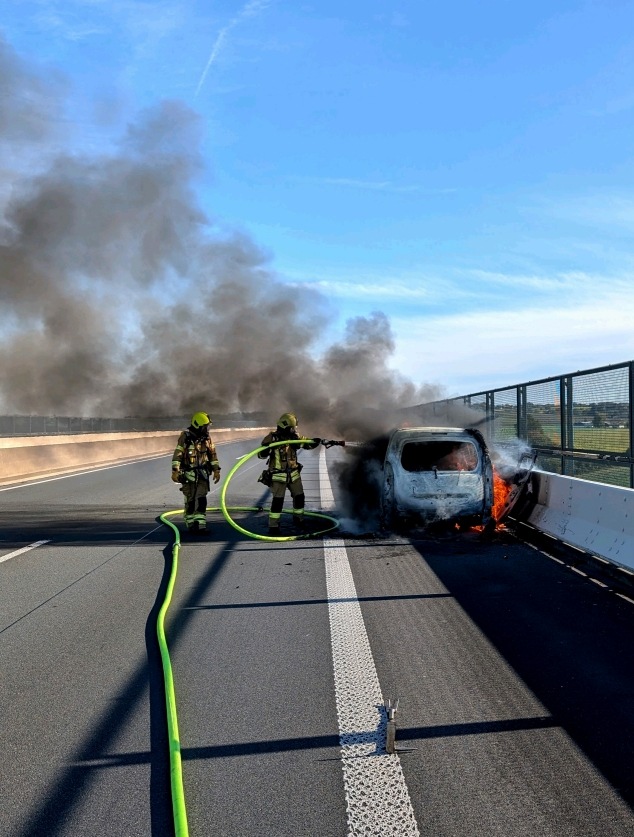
[1,437,633,836]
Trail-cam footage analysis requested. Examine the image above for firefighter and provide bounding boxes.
[257,412,322,533]
[171,412,221,535]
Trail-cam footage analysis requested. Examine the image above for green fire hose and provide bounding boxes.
[219,439,340,541]
[158,439,340,835]
[157,509,189,837]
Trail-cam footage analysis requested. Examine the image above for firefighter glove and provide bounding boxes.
[171,469,181,483]
[212,468,221,484]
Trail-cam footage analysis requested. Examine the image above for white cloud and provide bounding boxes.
[390,291,634,396]
[465,269,618,294]
[536,194,634,232]
[289,277,438,301]
[315,178,456,194]
[287,267,634,316]
[292,175,457,194]
[31,1,184,42]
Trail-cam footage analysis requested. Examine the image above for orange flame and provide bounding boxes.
[469,469,513,533]
[492,469,512,524]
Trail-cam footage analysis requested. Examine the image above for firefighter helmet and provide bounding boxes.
[277,412,297,430]
[191,411,211,429]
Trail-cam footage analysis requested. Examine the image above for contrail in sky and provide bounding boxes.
[195,0,272,97]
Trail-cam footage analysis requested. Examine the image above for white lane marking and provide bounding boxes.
[0,540,51,564]
[0,455,170,492]
[0,437,253,492]
[319,448,420,836]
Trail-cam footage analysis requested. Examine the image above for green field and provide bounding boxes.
[523,424,630,453]
[571,427,629,452]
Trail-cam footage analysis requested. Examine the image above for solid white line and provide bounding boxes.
[0,540,51,564]
[0,437,251,492]
[319,448,420,836]
[0,455,170,492]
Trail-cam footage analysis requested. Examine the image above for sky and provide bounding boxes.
[2,0,634,405]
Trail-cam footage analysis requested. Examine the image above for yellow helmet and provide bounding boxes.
[191,411,211,429]
[277,412,297,429]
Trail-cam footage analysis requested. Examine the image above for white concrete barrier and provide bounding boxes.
[0,428,267,486]
[526,470,634,573]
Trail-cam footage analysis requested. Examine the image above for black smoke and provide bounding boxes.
[0,35,444,440]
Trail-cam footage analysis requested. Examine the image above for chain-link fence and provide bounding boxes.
[407,361,634,489]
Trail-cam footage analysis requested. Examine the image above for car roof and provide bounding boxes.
[391,426,474,435]
[388,427,483,448]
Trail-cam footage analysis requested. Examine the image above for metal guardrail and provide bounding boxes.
[405,360,634,489]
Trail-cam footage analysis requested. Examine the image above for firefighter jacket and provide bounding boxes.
[172,428,220,483]
[258,430,319,484]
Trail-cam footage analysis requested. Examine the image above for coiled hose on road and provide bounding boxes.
[158,440,340,835]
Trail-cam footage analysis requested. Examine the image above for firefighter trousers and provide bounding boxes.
[268,476,305,529]
[181,478,210,530]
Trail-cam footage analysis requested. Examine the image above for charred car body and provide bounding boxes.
[380,427,495,531]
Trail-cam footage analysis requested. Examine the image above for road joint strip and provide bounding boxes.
[319,447,420,836]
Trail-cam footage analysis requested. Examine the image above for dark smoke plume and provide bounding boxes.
[0,36,445,440]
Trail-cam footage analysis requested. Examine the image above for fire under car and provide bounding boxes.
[378,426,537,533]
[380,426,495,531]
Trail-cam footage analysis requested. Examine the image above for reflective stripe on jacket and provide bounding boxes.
[172,429,219,479]
[259,431,318,483]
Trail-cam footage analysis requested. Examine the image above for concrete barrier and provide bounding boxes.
[0,428,267,486]
[526,470,634,573]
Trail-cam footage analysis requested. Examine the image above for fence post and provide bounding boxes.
[629,362,634,489]
[517,386,526,441]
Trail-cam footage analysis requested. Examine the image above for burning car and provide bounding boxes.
[379,427,495,531]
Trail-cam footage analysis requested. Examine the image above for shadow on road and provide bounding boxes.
[410,530,634,809]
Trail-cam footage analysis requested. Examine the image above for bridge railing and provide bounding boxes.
[405,360,634,489]
[5,360,634,489]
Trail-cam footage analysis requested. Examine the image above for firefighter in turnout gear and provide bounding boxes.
[171,412,221,535]
[258,412,321,533]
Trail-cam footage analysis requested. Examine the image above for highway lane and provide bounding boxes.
[0,454,182,837]
[1,438,633,835]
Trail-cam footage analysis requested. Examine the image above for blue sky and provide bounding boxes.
[4,0,634,398]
